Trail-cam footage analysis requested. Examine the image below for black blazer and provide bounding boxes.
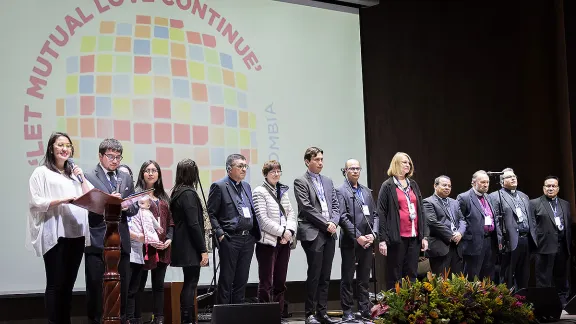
[457,188,497,256]
[377,177,428,245]
[423,195,466,258]
[489,189,537,252]
[336,182,379,249]
[84,165,137,254]
[531,195,571,255]
[170,187,207,267]
[207,176,261,241]
[294,172,340,241]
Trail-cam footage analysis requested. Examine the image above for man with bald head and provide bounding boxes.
[335,159,378,322]
[457,170,499,281]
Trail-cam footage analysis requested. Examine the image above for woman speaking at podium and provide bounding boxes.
[27,132,93,324]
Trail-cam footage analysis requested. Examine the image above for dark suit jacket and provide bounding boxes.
[457,188,497,256]
[531,195,572,255]
[84,165,137,254]
[423,195,466,258]
[489,189,537,252]
[170,187,207,267]
[377,177,428,245]
[207,176,261,241]
[336,182,379,249]
[294,172,340,242]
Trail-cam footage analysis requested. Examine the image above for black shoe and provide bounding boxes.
[317,314,338,324]
[305,314,321,324]
[180,306,196,324]
[341,313,355,322]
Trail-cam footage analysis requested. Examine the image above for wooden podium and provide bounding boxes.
[102,202,122,324]
[72,188,152,324]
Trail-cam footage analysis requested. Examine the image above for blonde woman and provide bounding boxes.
[377,152,429,289]
[253,160,297,322]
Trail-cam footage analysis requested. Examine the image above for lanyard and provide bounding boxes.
[309,173,326,201]
[393,177,412,205]
[549,200,558,217]
[230,179,245,204]
[354,186,365,204]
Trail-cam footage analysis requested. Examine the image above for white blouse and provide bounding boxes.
[27,166,92,256]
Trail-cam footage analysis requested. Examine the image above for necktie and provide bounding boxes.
[108,171,117,191]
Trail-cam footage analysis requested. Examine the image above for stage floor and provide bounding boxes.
[282,311,576,323]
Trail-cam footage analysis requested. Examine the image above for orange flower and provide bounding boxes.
[395,282,401,294]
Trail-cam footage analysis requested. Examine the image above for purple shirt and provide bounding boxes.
[478,195,494,232]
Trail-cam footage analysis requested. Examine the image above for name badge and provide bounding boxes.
[484,216,492,226]
[516,207,524,222]
[362,205,370,216]
[320,200,328,212]
[280,215,287,227]
[242,207,251,219]
[555,216,562,227]
[408,203,416,220]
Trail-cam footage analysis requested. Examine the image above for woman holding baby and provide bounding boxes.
[126,160,174,324]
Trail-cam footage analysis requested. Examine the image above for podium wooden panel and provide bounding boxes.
[163,282,197,324]
[103,203,122,324]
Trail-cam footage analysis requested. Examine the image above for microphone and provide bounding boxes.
[115,177,123,195]
[68,158,83,183]
[487,171,504,175]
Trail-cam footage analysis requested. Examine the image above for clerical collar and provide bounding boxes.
[227,175,241,186]
[504,188,517,195]
[472,188,484,197]
[546,196,558,202]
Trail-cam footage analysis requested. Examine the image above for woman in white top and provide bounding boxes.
[252,160,297,322]
[28,131,92,324]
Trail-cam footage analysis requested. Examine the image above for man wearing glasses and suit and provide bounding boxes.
[294,147,340,324]
[532,176,572,306]
[84,138,138,324]
[207,153,261,305]
[423,175,466,277]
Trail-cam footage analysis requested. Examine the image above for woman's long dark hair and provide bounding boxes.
[42,132,74,179]
[135,160,169,202]
[171,159,200,198]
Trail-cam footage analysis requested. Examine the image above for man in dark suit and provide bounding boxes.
[457,170,498,281]
[294,147,340,324]
[207,153,261,305]
[489,168,537,290]
[532,176,572,306]
[84,138,138,324]
[336,159,378,322]
[423,175,466,277]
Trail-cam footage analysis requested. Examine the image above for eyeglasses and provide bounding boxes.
[268,170,282,175]
[347,167,362,172]
[104,153,123,162]
[144,169,158,175]
[544,184,559,188]
[503,175,517,180]
[233,164,249,170]
[54,143,73,149]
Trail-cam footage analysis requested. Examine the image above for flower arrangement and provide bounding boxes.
[371,272,536,324]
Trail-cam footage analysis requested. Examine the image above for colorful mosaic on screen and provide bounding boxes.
[55,16,258,188]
